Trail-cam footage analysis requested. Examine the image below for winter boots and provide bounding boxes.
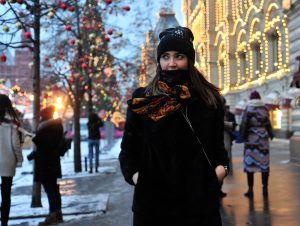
[244,172,269,198]
[244,172,254,197]
[262,172,269,197]
[38,209,63,225]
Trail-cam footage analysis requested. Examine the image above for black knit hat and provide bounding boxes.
[157,26,195,63]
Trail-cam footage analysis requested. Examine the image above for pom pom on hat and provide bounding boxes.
[157,26,195,63]
[249,90,261,100]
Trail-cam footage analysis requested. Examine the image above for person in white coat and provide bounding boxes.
[0,94,23,226]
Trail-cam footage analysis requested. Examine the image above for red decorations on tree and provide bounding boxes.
[104,35,110,42]
[0,0,6,5]
[60,3,67,10]
[70,39,76,44]
[66,25,71,31]
[122,6,130,11]
[107,29,113,35]
[24,31,31,39]
[16,0,23,4]
[82,16,87,23]
[1,53,7,62]
[79,58,84,63]
[88,69,93,73]
[18,11,25,16]
[79,77,84,82]
[81,63,87,69]
[68,6,75,12]
[105,0,112,4]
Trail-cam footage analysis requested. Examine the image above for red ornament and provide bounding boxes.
[84,55,90,60]
[66,25,71,31]
[18,11,25,16]
[81,63,87,69]
[60,3,67,10]
[104,35,110,42]
[107,29,113,35]
[122,6,130,11]
[47,63,51,68]
[24,31,31,39]
[82,16,87,22]
[70,39,76,44]
[79,77,84,82]
[68,6,75,12]
[0,0,6,5]
[88,69,93,73]
[105,0,112,4]
[45,56,49,61]
[17,0,23,4]
[1,53,7,62]
[79,58,84,63]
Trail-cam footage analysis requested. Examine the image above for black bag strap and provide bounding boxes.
[181,106,213,169]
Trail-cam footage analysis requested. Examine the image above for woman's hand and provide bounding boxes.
[215,165,226,184]
[132,172,139,185]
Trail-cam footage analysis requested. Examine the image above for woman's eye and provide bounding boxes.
[176,54,185,59]
[161,54,169,60]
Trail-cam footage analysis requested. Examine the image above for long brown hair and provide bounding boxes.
[145,62,222,108]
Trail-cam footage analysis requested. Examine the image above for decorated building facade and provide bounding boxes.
[183,0,297,138]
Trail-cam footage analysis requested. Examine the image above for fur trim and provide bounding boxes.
[247,99,265,107]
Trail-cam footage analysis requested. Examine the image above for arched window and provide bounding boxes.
[240,52,246,81]
[252,44,261,78]
[269,33,279,72]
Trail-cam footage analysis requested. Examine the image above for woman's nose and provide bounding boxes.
[168,58,176,66]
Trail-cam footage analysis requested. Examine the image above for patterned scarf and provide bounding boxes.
[129,70,191,121]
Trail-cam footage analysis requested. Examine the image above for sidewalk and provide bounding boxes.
[221,138,300,226]
[7,138,300,226]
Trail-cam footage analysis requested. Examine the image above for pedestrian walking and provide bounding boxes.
[224,102,237,171]
[219,99,237,198]
[27,105,64,225]
[87,113,103,173]
[119,26,229,226]
[0,94,23,226]
[240,90,274,198]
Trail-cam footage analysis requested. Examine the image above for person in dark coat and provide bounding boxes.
[0,94,23,226]
[240,90,274,198]
[27,105,64,225]
[119,26,229,226]
[87,113,103,173]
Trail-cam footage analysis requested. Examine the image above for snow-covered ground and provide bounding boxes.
[9,138,122,226]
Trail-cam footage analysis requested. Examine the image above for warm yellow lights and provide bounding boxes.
[271,108,282,129]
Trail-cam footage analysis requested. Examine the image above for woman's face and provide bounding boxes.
[159,51,188,71]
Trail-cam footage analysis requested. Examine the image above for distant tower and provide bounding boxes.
[139,1,179,87]
[162,0,173,11]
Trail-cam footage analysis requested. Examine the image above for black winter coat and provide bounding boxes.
[119,88,228,218]
[31,118,63,181]
[87,119,103,139]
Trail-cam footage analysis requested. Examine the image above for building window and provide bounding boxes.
[269,33,279,72]
[240,52,246,81]
[252,44,261,78]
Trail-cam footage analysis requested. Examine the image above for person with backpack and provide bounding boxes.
[87,113,103,173]
[27,105,64,225]
[0,94,23,226]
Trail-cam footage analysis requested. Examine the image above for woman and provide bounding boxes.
[240,90,274,198]
[119,26,229,226]
[0,94,23,226]
[28,105,64,225]
[87,113,103,173]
